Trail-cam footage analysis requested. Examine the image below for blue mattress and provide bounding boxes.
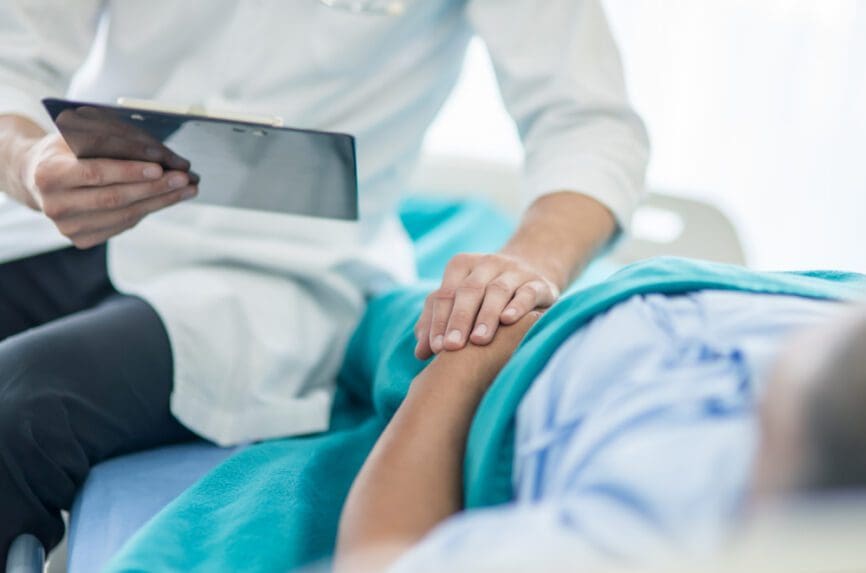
[68,442,241,573]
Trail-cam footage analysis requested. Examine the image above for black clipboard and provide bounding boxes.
[43,98,359,221]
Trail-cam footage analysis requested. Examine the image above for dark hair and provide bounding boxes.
[801,313,866,491]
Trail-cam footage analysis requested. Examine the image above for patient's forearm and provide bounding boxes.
[335,313,539,572]
[335,359,487,571]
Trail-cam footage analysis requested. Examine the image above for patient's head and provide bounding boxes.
[753,307,866,500]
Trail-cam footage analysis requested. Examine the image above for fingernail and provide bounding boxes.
[181,187,197,199]
[145,146,162,160]
[433,335,444,352]
[503,308,518,320]
[143,165,161,179]
[472,323,488,338]
[447,330,462,345]
[168,174,187,189]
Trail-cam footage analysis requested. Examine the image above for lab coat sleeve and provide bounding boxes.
[0,0,103,131]
[467,0,650,229]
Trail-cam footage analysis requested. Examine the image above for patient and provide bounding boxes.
[335,288,866,572]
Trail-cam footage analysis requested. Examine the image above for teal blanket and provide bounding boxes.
[107,199,866,572]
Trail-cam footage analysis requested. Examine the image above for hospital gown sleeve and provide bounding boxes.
[467,0,650,229]
[0,0,103,131]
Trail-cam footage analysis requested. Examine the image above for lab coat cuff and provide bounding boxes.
[523,155,642,234]
[0,83,57,133]
[170,384,335,447]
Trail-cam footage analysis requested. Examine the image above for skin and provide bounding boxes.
[0,114,198,248]
[336,311,542,573]
[414,191,616,359]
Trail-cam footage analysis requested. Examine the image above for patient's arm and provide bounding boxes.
[334,311,541,572]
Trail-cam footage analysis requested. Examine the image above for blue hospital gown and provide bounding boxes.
[391,290,844,572]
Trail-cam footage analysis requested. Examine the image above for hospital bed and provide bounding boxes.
[6,154,745,573]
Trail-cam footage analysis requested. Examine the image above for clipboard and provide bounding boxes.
[42,98,359,221]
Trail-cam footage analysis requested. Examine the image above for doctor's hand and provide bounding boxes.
[413,252,559,360]
[16,133,198,249]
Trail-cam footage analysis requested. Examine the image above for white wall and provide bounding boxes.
[422,0,866,272]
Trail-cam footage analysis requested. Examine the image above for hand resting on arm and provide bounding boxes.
[414,192,615,359]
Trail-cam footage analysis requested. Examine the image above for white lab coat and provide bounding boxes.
[0,0,649,445]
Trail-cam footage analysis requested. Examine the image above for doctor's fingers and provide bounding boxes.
[37,156,166,194]
[501,280,558,325]
[55,184,198,249]
[467,272,527,346]
[423,254,476,355]
[414,295,438,360]
[41,171,192,220]
[441,265,505,351]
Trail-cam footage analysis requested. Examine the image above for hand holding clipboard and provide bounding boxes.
[29,97,358,247]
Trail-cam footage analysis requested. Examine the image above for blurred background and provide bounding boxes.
[421,0,866,272]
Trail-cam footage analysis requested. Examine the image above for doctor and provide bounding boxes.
[0,0,648,565]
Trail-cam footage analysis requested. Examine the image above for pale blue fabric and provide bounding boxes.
[68,442,241,573]
[392,290,845,572]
